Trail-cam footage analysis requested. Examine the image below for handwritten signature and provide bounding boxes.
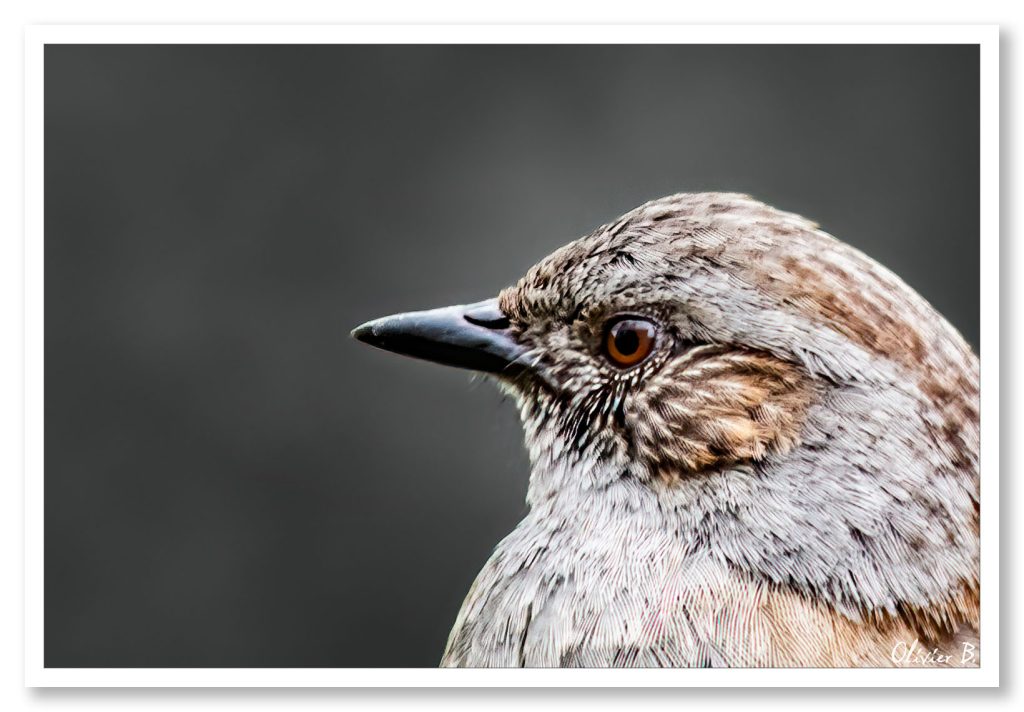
[891,639,977,666]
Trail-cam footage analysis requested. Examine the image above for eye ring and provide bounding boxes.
[603,316,658,368]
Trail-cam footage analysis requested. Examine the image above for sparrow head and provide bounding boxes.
[354,193,975,483]
[353,192,979,634]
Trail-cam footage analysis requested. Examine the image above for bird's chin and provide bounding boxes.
[490,367,558,400]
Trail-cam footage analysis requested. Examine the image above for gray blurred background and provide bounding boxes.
[44,44,979,667]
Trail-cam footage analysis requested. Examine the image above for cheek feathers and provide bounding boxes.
[626,350,814,479]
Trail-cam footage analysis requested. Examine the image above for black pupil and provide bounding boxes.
[614,325,641,355]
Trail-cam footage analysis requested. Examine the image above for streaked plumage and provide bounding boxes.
[354,193,979,667]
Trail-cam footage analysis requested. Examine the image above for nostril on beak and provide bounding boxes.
[463,299,511,330]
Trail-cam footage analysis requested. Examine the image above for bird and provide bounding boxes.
[351,192,979,667]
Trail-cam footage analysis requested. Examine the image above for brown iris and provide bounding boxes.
[604,317,657,368]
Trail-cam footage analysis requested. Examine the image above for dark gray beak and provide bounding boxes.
[351,298,527,375]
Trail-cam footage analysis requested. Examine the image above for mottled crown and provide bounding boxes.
[494,192,978,638]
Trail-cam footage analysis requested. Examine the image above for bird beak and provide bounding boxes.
[351,298,528,376]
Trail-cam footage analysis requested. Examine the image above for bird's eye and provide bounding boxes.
[604,317,657,368]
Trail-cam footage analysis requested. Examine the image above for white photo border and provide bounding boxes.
[23,23,1000,688]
